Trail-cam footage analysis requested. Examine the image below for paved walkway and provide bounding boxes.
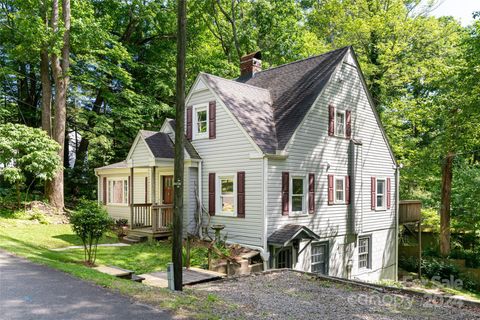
[0,250,171,320]
[50,243,130,251]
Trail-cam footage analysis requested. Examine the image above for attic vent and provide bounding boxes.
[240,51,262,78]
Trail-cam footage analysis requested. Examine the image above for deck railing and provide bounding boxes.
[152,204,174,232]
[131,203,152,229]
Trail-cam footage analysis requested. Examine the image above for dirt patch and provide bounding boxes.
[25,201,70,224]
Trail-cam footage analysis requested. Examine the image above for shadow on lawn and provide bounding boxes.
[52,233,84,245]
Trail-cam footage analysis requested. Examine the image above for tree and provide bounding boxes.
[45,0,71,210]
[70,200,113,265]
[0,123,60,208]
[173,0,186,291]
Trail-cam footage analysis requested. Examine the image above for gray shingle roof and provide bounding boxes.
[140,130,201,160]
[268,224,320,247]
[201,73,277,153]
[201,47,350,153]
[96,160,128,170]
[140,130,176,159]
[167,120,202,159]
[240,46,350,150]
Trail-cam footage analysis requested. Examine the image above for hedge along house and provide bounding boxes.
[95,46,400,282]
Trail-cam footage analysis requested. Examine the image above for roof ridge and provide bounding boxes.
[201,72,271,93]
[254,46,350,75]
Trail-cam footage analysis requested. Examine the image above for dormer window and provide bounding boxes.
[193,105,208,139]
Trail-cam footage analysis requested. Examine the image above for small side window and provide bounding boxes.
[358,236,371,269]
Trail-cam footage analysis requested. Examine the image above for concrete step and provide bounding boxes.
[131,274,145,283]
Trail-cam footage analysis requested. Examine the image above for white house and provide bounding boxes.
[95,46,399,282]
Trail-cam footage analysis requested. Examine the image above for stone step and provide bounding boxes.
[248,262,264,273]
[131,274,145,283]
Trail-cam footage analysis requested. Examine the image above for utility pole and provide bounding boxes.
[172,0,186,291]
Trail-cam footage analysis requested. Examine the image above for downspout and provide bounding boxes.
[262,156,269,269]
[197,159,203,238]
[394,163,402,281]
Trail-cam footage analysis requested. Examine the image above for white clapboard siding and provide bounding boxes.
[186,81,264,247]
[130,138,153,167]
[267,52,396,242]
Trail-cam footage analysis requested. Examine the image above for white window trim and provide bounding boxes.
[334,109,346,137]
[107,177,129,206]
[375,177,387,211]
[193,104,209,140]
[358,235,372,270]
[333,176,346,204]
[216,173,237,217]
[289,174,307,215]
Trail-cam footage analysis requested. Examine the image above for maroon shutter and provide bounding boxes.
[308,173,315,214]
[209,101,216,139]
[186,106,192,141]
[328,105,335,136]
[327,175,334,205]
[102,177,107,204]
[237,171,245,218]
[346,110,352,139]
[127,176,131,204]
[208,173,215,215]
[345,176,350,205]
[144,176,148,203]
[282,172,289,215]
[387,177,391,209]
[371,177,376,210]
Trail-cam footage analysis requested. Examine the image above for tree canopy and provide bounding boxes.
[0,0,479,252]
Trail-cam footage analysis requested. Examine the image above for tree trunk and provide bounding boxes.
[172,0,186,291]
[40,50,52,135]
[46,0,71,210]
[439,152,454,257]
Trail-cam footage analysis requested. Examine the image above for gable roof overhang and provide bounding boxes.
[268,224,320,248]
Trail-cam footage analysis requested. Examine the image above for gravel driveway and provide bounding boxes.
[193,271,480,320]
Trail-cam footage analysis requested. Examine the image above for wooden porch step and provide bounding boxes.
[122,234,148,244]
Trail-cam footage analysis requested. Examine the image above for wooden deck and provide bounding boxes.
[140,267,225,288]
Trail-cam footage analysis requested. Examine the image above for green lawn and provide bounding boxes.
[0,213,229,319]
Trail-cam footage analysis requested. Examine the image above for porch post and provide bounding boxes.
[151,166,156,204]
[130,167,134,225]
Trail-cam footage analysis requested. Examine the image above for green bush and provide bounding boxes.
[399,255,419,273]
[70,200,113,266]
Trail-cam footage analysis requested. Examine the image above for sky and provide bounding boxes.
[428,0,478,26]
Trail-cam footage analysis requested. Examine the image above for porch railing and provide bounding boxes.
[152,204,174,232]
[131,203,152,229]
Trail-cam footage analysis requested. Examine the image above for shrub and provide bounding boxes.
[70,200,113,266]
[421,258,461,280]
[399,255,419,273]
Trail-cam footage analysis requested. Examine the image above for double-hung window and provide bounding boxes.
[217,175,236,215]
[193,105,208,139]
[290,176,306,214]
[335,110,346,137]
[376,179,386,209]
[358,236,371,269]
[334,177,345,204]
[108,178,128,205]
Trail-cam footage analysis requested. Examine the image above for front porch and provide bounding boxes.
[128,203,173,240]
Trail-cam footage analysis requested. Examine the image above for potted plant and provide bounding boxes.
[114,218,129,238]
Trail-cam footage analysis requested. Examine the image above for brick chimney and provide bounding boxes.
[240,51,262,78]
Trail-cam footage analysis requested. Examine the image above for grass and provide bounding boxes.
[0,211,235,319]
